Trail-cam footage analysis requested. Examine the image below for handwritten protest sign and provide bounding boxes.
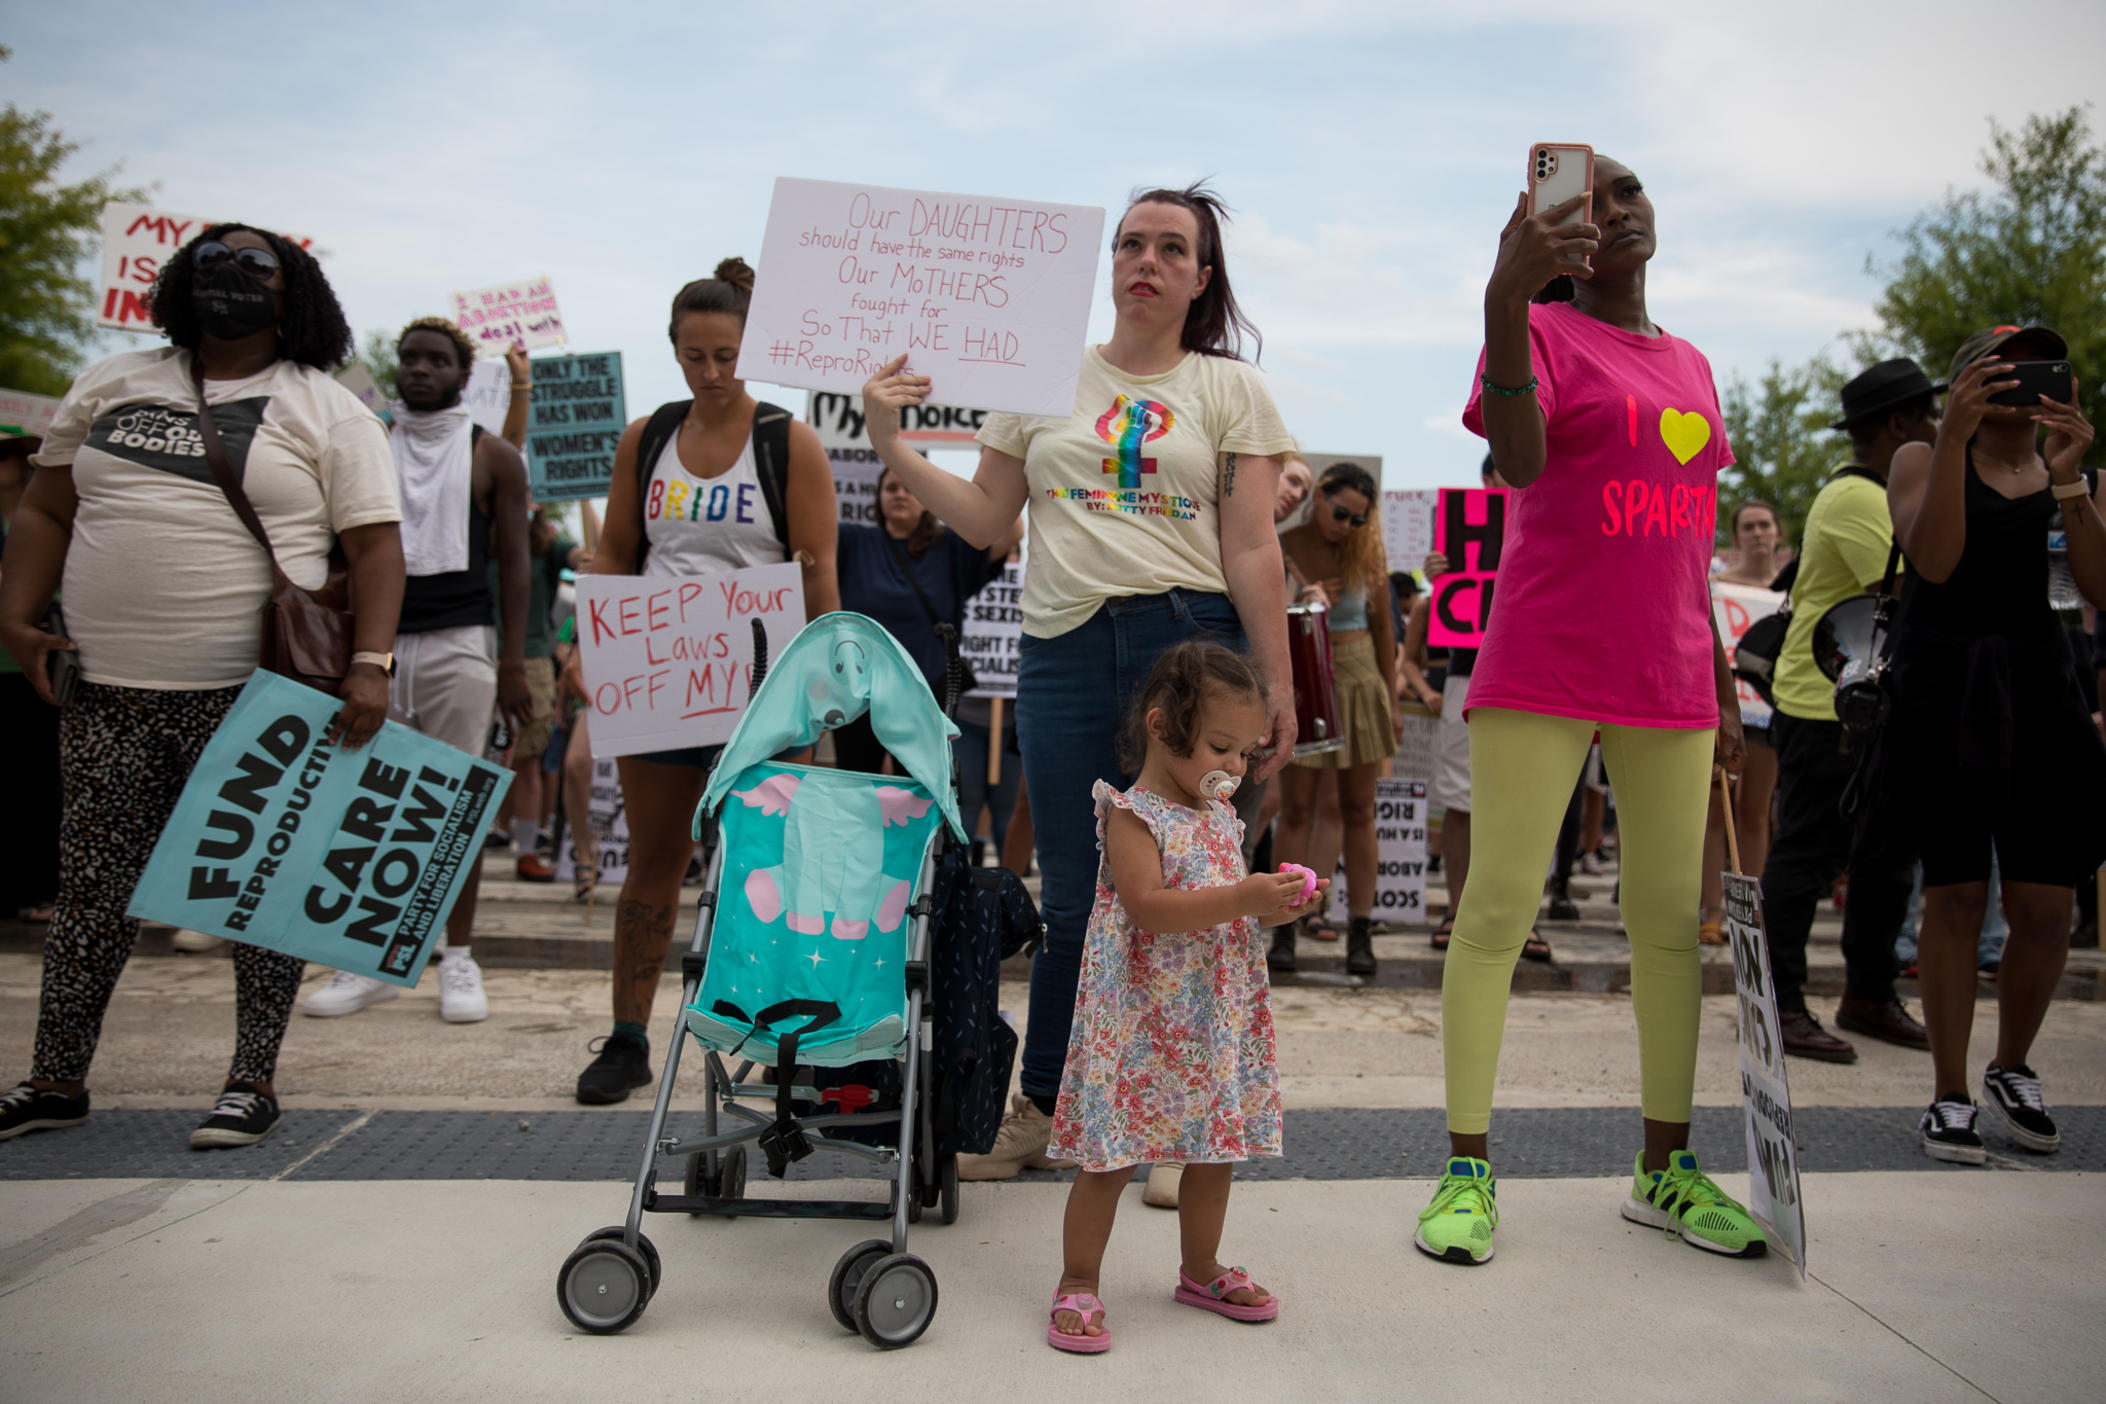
[739,178,1105,417]
[1394,702,1440,787]
[526,352,626,502]
[462,359,515,441]
[1383,489,1439,574]
[1328,779,1429,925]
[127,672,509,986]
[553,754,630,887]
[1711,580,1785,730]
[808,389,988,526]
[332,364,390,424]
[97,203,317,332]
[1429,487,1507,648]
[576,565,807,758]
[452,276,566,355]
[961,563,1023,701]
[1724,872,1808,1274]
[0,387,61,439]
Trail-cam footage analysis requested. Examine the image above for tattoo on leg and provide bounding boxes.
[1223,452,1239,498]
[612,899,675,1025]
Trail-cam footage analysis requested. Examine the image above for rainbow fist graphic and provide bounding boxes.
[1095,395,1174,488]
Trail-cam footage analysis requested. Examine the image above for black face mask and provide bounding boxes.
[191,262,278,341]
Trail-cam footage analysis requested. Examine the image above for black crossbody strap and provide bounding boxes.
[190,357,288,585]
[886,532,945,630]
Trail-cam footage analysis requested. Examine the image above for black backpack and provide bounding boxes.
[927,846,1043,1156]
[631,400,793,571]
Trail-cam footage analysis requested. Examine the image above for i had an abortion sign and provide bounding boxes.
[739,178,1105,417]
[576,564,807,757]
[128,673,509,986]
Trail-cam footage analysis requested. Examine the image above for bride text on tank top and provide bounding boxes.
[642,430,784,580]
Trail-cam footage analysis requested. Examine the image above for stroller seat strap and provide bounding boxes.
[712,998,843,1175]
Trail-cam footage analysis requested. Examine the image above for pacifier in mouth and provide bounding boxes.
[1199,770,1240,801]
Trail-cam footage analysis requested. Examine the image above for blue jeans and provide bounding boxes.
[1896,856,2009,967]
[1014,589,1246,1100]
[954,721,1021,852]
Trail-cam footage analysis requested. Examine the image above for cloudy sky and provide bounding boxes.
[12,1,2105,488]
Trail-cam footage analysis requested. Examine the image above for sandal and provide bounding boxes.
[1430,918,1455,951]
[1047,1290,1111,1353]
[1698,907,1726,946]
[1173,1265,1279,1323]
[1304,916,1342,943]
[570,864,597,905]
[1521,929,1553,963]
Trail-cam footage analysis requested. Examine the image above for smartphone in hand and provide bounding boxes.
[1527,143,1595,232]
[1986,359,2074,409]
[42,602,78,706]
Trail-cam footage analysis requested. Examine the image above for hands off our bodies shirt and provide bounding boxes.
[976,347,1297,639]
[1462,301,1733,729]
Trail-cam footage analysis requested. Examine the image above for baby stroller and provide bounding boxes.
[556,613,970,1348]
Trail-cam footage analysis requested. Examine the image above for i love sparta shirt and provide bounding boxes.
[34,348,399,688]
[1462,302,1734,729]
[977,347,1296,638]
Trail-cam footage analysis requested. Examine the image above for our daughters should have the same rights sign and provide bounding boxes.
[739,178,1105,417]
[527,351,626,502]
[127,672,510,987]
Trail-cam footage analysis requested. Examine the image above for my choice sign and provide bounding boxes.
[98,203,317,332]
[1724,873,1809,1274]
[1328,779,1429,924]
[576,565,806,758]
[452,276,566,354]
[527,351,627,502]
[127,672,509,987]
[1430,487,1507,649]
[808,390,988,527]
[1711,580,1785,731]
[961,563,1022,701]
[741,178,1105,417]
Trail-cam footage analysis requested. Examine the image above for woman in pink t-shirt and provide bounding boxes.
[1414,157,1767,1268]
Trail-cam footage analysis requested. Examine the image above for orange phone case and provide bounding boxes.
[1527,143,1595,228]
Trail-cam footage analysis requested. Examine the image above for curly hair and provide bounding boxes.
[149,223,353,370]
[1118,640,1267,773]
[396,315,478,371]
[1317,462,1388,597]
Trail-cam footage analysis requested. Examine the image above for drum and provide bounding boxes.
[1287,601,1345,757]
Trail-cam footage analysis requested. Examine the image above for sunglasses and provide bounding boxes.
[193,240,281,277]
[1328,502,1369,529]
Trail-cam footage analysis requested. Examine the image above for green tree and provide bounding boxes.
[0,55,148,395]
[1852,105,2105,459]
[353,327,400,395]
[1718,356,1849,548]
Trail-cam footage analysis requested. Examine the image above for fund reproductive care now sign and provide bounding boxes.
[576,565,807,758]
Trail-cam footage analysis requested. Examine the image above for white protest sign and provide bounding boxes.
[740,178,1105,417]
[332,365,389,423]
[1724,871,1807,1275]
[0,387,62,438]
[1383,489,1439,572]
[452,276,566,355]
[1327,779,1428,925]
[554,754,630,887]
[462,359,515,441]
[1394,703,1439,787]
[808,389,989,527]
[97,203,318,332]
[1711,580,1785,731]
[576,565,806,758]
[961,563,1023,701]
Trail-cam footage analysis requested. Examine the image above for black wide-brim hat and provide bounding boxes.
[1829,358,1945,432]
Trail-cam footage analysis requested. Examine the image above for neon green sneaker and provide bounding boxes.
[1414,1157,1498,1265]
[1621,1149,1767,1258]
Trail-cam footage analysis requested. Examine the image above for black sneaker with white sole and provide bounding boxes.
[1981,1064,2059,1154]
[190,1084,280,1149]
[0,1082,90,1141]
[1919,1096,1985,1164]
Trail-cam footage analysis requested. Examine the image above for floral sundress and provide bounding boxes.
[1046,781,1282,1172]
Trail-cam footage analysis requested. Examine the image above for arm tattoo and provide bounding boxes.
[1223,452,1238,498]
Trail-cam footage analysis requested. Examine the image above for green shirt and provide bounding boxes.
[1773,470,1893,722]
[492,535,578,660]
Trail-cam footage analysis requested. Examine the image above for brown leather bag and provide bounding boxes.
[191,359,355,694]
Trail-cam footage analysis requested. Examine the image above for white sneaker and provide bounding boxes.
[302,970,398,1018]
[170,928,225,952]
[437,952,489,1024]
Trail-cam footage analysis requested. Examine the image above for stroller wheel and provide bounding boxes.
[682,1151,708,1212]
[852,1253,939,1349]
[719,1147,747,1207]
[827,1239,891,1333]
[939,1155,960,1226]
[558,1238,651,1334]
[583,1226,660,1296]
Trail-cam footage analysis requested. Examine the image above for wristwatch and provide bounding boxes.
[351,650,396,675]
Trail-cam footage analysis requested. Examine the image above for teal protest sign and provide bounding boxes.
[526,350,626,502]
[126,672,511,986]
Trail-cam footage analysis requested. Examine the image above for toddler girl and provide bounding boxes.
[1044,641,1324,1353]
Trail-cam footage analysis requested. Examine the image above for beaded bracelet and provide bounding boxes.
[1480,373,1539,397]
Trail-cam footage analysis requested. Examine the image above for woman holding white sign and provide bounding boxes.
[863,184,1297,1228]
[571,259,840,1107]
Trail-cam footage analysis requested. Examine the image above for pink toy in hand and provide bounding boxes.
[1278,863,1318,905]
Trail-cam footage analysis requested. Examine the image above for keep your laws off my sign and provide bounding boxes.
[739,178,1106,417]
[576,565,806,758]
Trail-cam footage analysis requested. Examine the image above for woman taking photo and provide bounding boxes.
[0,224,405,1150]
[571,259,839,1106]
[1269,461,1399,977]
[1699,499,1786,943]
[861,185,1298,1235]
[1417,158,1768,1268]
[1883,326,2105,1164]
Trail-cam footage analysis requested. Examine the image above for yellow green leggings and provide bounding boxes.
[1442,707,1715,1135]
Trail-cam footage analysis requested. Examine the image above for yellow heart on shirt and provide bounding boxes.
[1659,408,1712,465]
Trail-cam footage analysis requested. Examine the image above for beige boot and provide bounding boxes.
[958,1094,1075,1181]
[1143,1161,1183,1208]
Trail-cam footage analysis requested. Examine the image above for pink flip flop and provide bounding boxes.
[1174,1265,1280,1323]
[1046,1291,1111,1353]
